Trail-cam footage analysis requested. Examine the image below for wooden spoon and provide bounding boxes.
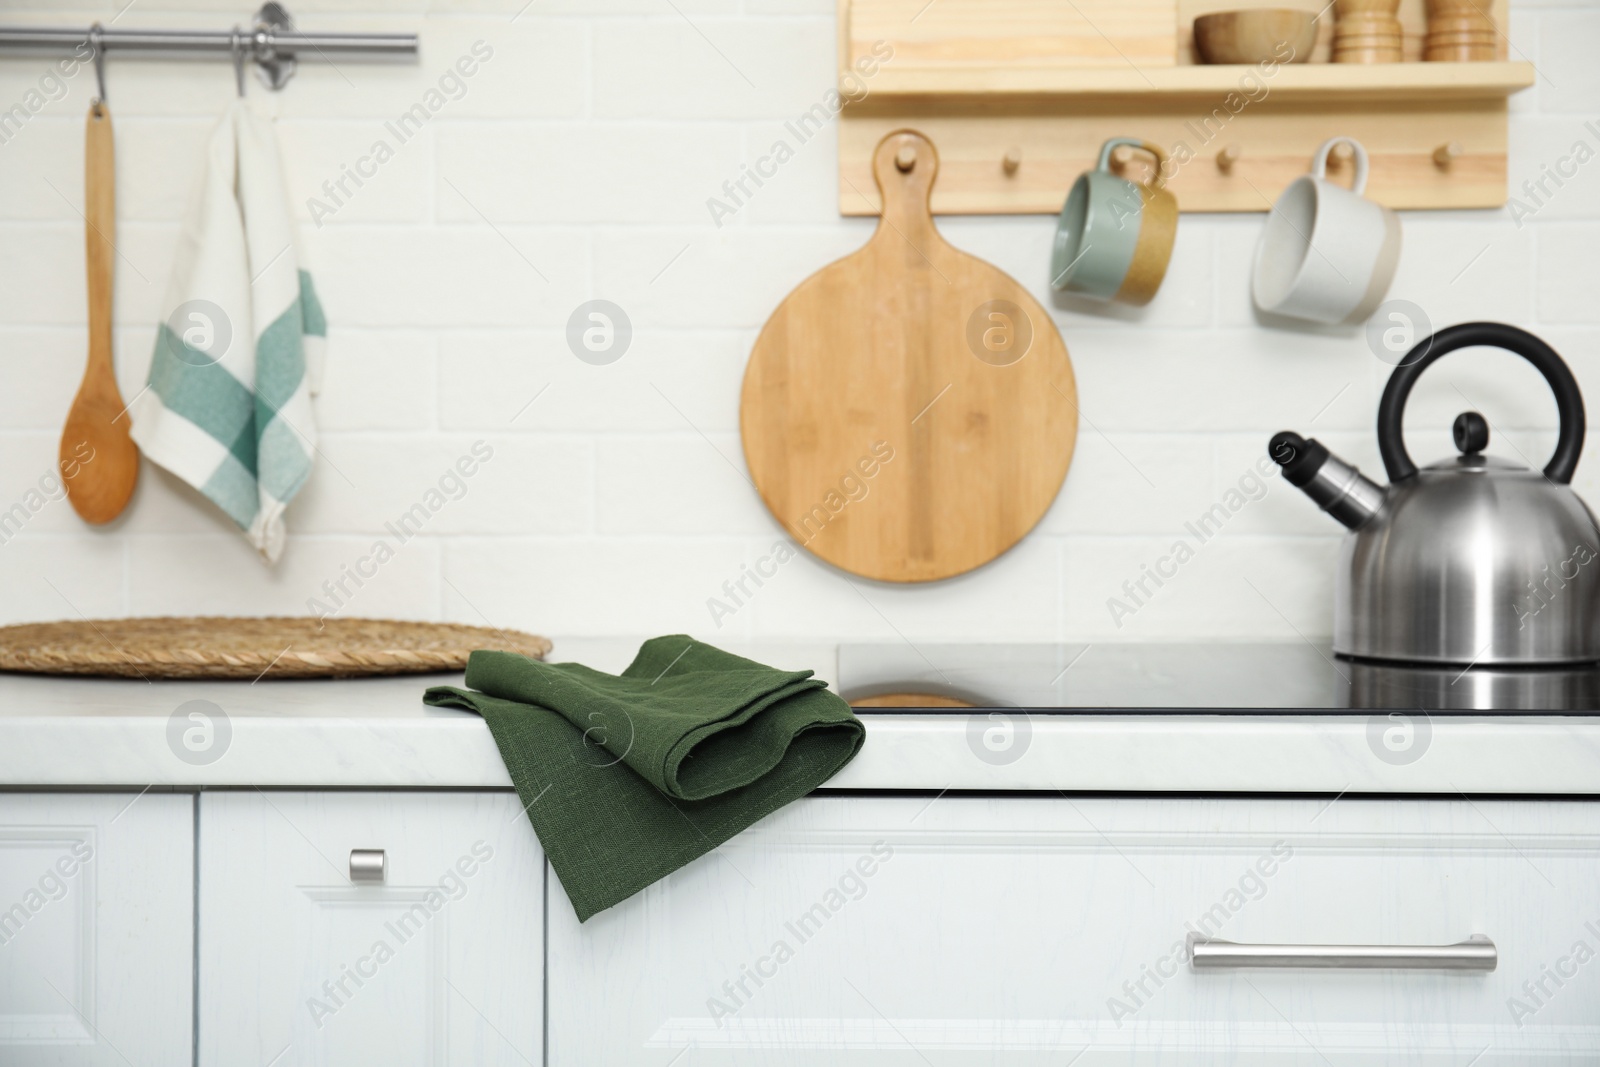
[62,100,138,524]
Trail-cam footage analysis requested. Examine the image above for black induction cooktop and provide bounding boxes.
[836,643,1600,714]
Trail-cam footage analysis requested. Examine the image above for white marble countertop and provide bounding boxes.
[2,638,1598,795]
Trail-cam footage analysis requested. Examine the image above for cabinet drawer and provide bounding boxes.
[0,792,194,1067]
[198,792,543,1067]
[550,796,1600,1065]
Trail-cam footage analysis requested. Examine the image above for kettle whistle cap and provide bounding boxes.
[1269,432,1329,488]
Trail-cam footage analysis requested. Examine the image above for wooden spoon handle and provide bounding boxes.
[85,102,114,376]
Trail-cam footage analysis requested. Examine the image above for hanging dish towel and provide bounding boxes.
[131,100,325,563]
[424,636,866,922]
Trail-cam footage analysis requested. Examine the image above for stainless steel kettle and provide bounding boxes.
[1270,322,1600,667]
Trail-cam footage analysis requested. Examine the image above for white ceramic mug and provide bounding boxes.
[1252,137,1401,325]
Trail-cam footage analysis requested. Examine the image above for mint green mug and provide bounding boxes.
[1050,138,1176,305]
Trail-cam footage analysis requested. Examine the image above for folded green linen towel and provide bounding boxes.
[423,636,865,921]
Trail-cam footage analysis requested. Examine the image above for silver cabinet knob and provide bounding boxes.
[349,849,386,884]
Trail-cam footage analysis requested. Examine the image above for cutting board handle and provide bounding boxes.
[871,129,939,239]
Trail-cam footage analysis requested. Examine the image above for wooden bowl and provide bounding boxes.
[1334,44,1405,61]
[1334,29,1405,43]
[1336,0,1400,13]
[1338,12,1402,26]
[1428,14,1495,31]
[1425,30,1498,44]
[1424,41,1496,60]
[1193,9,1318,64]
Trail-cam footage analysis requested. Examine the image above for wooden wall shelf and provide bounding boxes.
[857,61,1533,102]
[837,0,1532,214]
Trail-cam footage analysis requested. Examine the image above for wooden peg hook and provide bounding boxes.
[1002,147,1022,176]
[1433,141,1463,168]
[1327,141,1356,170]
[1108,144,1161,183]
[1216,144,1241,173]
[894,145,917,173]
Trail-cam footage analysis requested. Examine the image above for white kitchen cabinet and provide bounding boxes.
[198,791,544,1067]
[549,795,1600,1066]
[0,792,194,1067]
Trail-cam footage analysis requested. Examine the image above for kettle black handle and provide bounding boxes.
[1378,322,1586,484]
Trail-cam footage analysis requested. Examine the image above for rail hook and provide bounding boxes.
[231,26,247,97]
[88,22,107,113]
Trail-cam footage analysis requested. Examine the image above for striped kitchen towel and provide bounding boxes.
[130,100,325,564]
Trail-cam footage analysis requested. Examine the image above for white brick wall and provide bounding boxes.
[0,0,1595,647]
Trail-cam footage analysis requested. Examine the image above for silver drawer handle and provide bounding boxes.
[1189,933,1496,972]
[349,849,386,884]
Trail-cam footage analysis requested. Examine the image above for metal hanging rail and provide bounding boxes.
[0,4,417,91]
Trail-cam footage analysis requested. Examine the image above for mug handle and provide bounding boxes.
[1095,137,1170,190]
[1310,137,1369,195]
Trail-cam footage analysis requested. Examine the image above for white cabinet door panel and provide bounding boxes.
[0,792,194,1067]
[549,796,1600,1066]
[199,791,543,1067]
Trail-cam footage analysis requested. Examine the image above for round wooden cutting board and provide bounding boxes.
[741,130,1078,583]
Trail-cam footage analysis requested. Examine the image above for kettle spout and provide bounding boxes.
[1269,432,1386,530]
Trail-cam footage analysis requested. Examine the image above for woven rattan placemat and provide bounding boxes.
[0,617,551,680]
